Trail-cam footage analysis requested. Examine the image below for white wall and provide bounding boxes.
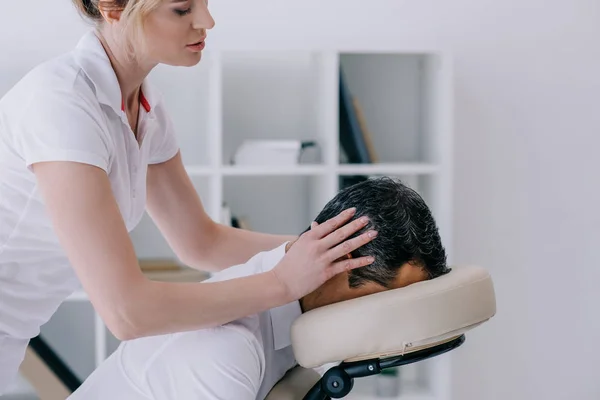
[2,1,600,399]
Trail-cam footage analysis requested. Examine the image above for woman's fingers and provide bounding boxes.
[321,214,371,250]
[330,255,376,278]
[309,207,356,239]
[326,229,377,262]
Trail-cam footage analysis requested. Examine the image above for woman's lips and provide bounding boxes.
[186,40,206,52]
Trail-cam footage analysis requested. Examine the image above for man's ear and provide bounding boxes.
[334,253,353,262]
[285,239,298,253]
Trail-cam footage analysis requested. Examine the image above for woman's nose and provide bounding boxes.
[192,3,216,30]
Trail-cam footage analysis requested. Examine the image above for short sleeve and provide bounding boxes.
[15,88,113,173]
[148,100,180,164]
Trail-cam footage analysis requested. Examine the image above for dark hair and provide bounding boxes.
[72,0,128,22]
[305,177,449,288]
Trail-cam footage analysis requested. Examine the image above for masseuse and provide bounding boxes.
[0,0,377,392]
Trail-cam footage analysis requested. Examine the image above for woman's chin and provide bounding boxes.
[161,53,203,68]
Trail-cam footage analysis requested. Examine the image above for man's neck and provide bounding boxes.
[298,272,354,313]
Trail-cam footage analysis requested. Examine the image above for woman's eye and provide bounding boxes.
[174,8,192,16]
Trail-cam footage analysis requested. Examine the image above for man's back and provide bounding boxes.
[69,242,300,400]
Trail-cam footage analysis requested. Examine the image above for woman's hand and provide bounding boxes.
[271,208,377,302]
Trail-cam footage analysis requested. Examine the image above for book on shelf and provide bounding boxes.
[339,65,381,190]
[339,66,376,164]
[351,97,378,163]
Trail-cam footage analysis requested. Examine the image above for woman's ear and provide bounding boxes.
[97,5,123,24]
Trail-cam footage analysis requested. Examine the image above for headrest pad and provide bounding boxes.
[290,265,496,368]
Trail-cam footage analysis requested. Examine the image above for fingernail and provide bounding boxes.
[347,207,357,214]
[360,216,369,224]
[368,230,378,238]
[368,256,375,263]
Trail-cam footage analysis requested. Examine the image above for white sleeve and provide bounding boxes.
[148,100,179,164]
[14,89,113,173]
[143,326,264,400]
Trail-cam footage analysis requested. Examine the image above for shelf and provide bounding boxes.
[221,165,328,176]
[337,163,439,176]
[43,49,452,398]
[338,53,448,165]
[221,51,333,165]
[184,164,438,177]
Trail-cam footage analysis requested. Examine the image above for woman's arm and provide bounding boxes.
[145,152,297,272]
[32,160,375,341]
[32,160,285,340]
[201,224,298,271]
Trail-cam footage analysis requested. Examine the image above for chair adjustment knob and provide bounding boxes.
[321,367,354,398]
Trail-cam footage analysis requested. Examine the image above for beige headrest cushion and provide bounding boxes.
[290,265,496,368]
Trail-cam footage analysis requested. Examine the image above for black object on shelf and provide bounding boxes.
[29,335,82,393]
[339,66,371,164]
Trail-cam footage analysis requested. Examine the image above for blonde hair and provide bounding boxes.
[72,0,162,58]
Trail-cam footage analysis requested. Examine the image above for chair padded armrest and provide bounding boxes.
[291,265,496,368]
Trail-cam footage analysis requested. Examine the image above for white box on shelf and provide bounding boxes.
[231,139,319,166]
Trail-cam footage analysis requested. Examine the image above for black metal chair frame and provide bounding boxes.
[303,335,466,399]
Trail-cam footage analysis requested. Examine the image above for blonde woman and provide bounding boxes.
[0,0,377,392]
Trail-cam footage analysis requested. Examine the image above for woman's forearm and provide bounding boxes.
[119,271,288,339]
[186,224,297,271]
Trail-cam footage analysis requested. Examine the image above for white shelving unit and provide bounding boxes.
[62,48,453,400]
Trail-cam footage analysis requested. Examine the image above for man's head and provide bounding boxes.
[296,177,450,312]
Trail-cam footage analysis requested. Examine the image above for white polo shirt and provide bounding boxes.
[68,242,302,400]
[0,30,179,393]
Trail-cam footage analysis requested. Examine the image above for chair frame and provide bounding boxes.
[303,335,466,399]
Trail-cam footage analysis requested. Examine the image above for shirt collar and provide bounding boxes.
[262,242,303,351]
[74,30,155,115]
